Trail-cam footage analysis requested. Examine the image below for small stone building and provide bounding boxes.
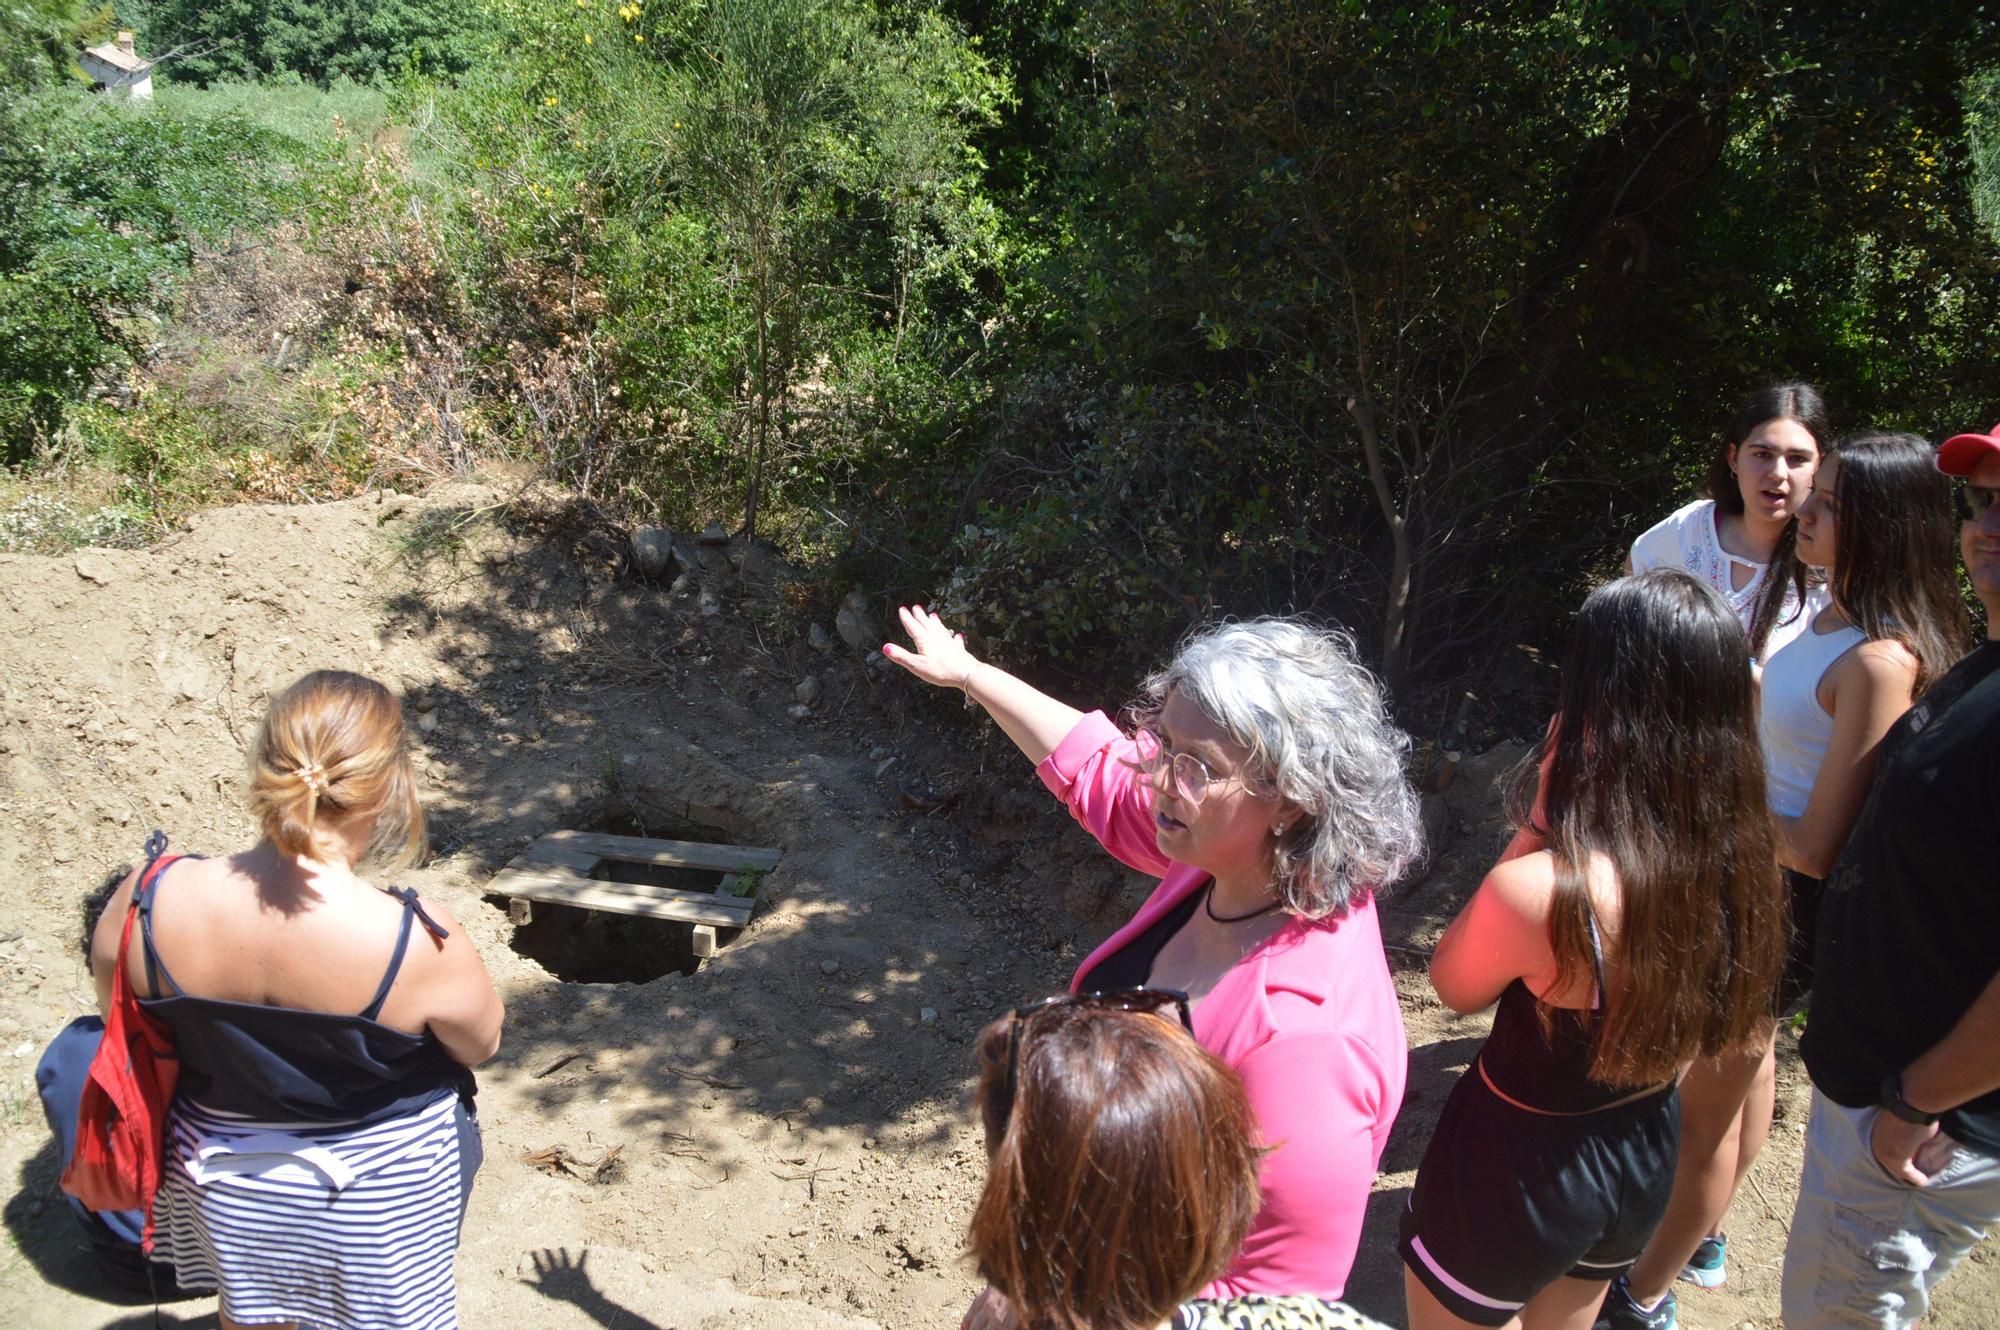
[79,31,153,101]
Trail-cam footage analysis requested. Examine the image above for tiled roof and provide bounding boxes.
[82,42,151,74]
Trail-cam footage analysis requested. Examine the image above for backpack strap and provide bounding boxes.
[131,832,186,1000]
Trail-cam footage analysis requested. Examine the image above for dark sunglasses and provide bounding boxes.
[1955,483,2000,522]
[998,987,1194,1135]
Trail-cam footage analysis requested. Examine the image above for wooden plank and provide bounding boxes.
[510,843,602,874]
[507,898,534,926]
[488,870,752,927]
[540,829,781,873]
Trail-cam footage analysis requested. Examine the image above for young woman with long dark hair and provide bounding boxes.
[1601,433,1971,1329]
[1629,381,1827,661]
[1400,571,1789,1330]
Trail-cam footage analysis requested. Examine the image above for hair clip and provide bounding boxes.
[296,762,327,794]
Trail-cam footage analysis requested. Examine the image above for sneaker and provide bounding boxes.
[1594,1278,1677,1330]
[1678,1233,1728,1289]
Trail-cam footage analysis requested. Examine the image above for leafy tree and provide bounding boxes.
[423,0,1008,534]
[0,92,302,458]
[660,0,1004,534]
[951,0,2000,684]
[143,0,486,86]
[0,0,115,88]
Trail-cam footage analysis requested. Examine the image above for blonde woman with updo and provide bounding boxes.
[88,670,503,1330]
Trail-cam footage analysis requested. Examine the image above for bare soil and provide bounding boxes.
[0,481,1992,1329]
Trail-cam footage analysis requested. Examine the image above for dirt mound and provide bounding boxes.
[0,483,1991,1329]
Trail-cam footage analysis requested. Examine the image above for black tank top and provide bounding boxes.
[1476,917,1640,1114]
[1075,886,1204,992]
[137,846,475,1124]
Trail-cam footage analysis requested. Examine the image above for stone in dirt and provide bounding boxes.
[834,589,877,653]
[698,521,729,545]
[630,526,674,578]
[73,549,118,585]
[808,623,834,653]
[794,676,822,706]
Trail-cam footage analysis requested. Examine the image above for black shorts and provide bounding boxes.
[1398,1065,1678,1327]
[1775,867,1824,1016]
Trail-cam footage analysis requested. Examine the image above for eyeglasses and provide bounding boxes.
[999,987,1194,1135]
[1955,483,2000,522]
[1126,728,1262,808]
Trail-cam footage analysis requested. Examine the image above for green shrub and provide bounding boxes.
[142,0,489,87]
[0,90,308,460]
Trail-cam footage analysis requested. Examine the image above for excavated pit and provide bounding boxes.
[494,809,738,984]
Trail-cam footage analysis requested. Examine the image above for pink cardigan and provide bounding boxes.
[1040,712,1408,1300]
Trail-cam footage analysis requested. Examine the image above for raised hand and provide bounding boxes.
[883,604,981,691]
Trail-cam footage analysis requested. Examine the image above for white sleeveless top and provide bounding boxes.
[1759,609,1868,820]
[1630,499,1814,660]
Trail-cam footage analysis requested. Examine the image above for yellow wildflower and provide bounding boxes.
[544,95,559,106]
[584,32,592,43]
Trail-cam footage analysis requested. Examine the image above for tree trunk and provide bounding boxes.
[1349,393,1411,689]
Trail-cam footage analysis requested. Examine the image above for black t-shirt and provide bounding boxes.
[1801,640,2000,1154]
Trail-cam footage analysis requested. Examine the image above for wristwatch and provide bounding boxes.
[1879,1070,1941,1126]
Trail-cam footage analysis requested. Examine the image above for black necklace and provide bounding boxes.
[1203,880,1284,925]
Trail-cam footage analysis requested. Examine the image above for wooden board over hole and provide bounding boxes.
[488,832,778,945]
[543,829,781,873]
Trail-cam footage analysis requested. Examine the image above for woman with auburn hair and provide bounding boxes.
[1400,571,1789,1330]
[888,611,1420,1320]
[1601,434,1971,1330]
[1629,380,1827,662]
[969,991,1389,1330]
[88,670,503,1330]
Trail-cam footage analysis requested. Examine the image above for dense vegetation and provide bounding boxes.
[3,0,1996,692]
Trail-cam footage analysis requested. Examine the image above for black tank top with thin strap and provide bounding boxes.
[1476,917,1642,1114]
[137,853,475,1124]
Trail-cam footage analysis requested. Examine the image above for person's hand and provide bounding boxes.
[1871,1111,1957,1186]
[884,605,980,691]
[960,1284,1018,1330]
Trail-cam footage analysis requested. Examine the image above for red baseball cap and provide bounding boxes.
[1938,423,2000,476]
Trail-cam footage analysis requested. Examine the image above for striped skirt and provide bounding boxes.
[152,1091,480,1330]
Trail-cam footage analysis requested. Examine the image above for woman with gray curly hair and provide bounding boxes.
[887,608,1422,1317]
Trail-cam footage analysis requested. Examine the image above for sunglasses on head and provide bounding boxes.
[998,987,1194,1135]
[1955,482,2000,522]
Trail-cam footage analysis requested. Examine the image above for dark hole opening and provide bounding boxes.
[493,807,739,985]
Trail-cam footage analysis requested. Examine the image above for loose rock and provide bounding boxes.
[794,675,822,706]
[786,703,812,721]
[73,550,117,585]
[919,1007,938,1024]
[630,525,673,578]
[808,623,835,653]
[820,958,841,976]
[835,588,877,653]
[698,521,729,545]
